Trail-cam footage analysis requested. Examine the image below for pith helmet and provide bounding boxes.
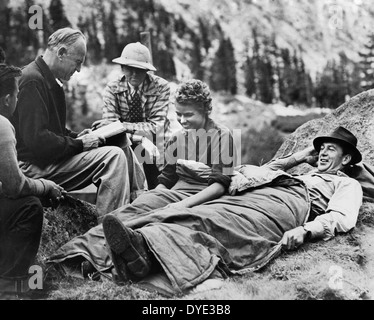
[112,42,156,71]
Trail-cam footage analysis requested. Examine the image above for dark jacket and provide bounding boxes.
[12,56,83,168]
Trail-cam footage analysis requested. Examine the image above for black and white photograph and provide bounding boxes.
[1,0,374,306]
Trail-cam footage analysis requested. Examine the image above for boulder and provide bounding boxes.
[37,195,98,266]
[274,89,374,175]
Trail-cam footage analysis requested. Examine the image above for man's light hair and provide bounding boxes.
[47,27,86,51]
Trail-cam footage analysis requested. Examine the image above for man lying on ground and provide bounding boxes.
[100,126,363,295]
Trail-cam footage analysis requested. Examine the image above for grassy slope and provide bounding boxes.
[38,202,374,301]
[30,96,374,301]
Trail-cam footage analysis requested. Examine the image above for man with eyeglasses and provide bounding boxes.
[12,28,146,222]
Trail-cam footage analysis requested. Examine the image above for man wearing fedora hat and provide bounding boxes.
[95,42,175,189]
[95,126,363,291]
[272,126,363,250]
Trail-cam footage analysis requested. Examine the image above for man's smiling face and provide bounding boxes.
[317,141,351,173]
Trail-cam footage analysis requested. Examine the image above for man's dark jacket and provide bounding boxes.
[12,56,83,168]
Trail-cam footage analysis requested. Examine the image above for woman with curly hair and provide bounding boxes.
[154,79,236,208]
[47,79,237,279]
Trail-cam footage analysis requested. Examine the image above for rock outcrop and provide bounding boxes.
[274,89,374,175]
[37,195,98,266]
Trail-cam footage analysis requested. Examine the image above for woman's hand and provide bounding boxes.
[141,137,160,161]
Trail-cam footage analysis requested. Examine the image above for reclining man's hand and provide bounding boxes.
[303,146,319,167]
[293,146,319,167]
[281,226,309,250]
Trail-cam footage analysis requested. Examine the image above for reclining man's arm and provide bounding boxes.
[282,177,363,249]
[303,178,363,241]
[264,146,318,172]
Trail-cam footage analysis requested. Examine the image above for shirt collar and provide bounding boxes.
[127,81,142,95]
[311,169,349,178]
[55,78,63,87]
[114,73,159,96]
[34,56,60,90]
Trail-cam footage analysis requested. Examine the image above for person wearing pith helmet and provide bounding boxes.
[112,42,157,72]
[95,42,175,190]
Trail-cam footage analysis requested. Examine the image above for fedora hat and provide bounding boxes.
[112,42,156,71]
[313,126,362,164]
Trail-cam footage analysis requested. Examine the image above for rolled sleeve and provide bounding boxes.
[305,178,363,240]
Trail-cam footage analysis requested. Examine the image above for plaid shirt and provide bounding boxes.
[102,73,172,150]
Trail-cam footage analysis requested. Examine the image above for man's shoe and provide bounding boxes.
[103,215,153,279]
[80,260,100,281]
[108,247,132,283]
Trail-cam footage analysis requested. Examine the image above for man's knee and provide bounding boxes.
[23,197,44,232]
[101,146,128,166]
[99,145,125,158]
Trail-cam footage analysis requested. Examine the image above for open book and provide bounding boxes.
[91,120,126,138]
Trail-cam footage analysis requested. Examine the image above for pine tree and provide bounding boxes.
[278,48,293,105]
[256,39,274,104]
[250,29,261,100]
[358,32,374,91]
[0,1,9,54]
[77,14,102,64]
[257,57,274,104]
[102,2,120,62]
[210,37,237,94]
[244,53,256,98]
[188,33,204,80]
[0,46,5,63]
[49,0,71,31]
[290,51,313,106]
[4,1,40,66]
[225,38,237,95]
[314,58,349,109]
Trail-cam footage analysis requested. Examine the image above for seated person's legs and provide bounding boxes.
[0,196,43,293]
[20,146,146,219]
[143,163,160,190]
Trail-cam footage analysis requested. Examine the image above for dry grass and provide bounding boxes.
[33,202,374,301]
